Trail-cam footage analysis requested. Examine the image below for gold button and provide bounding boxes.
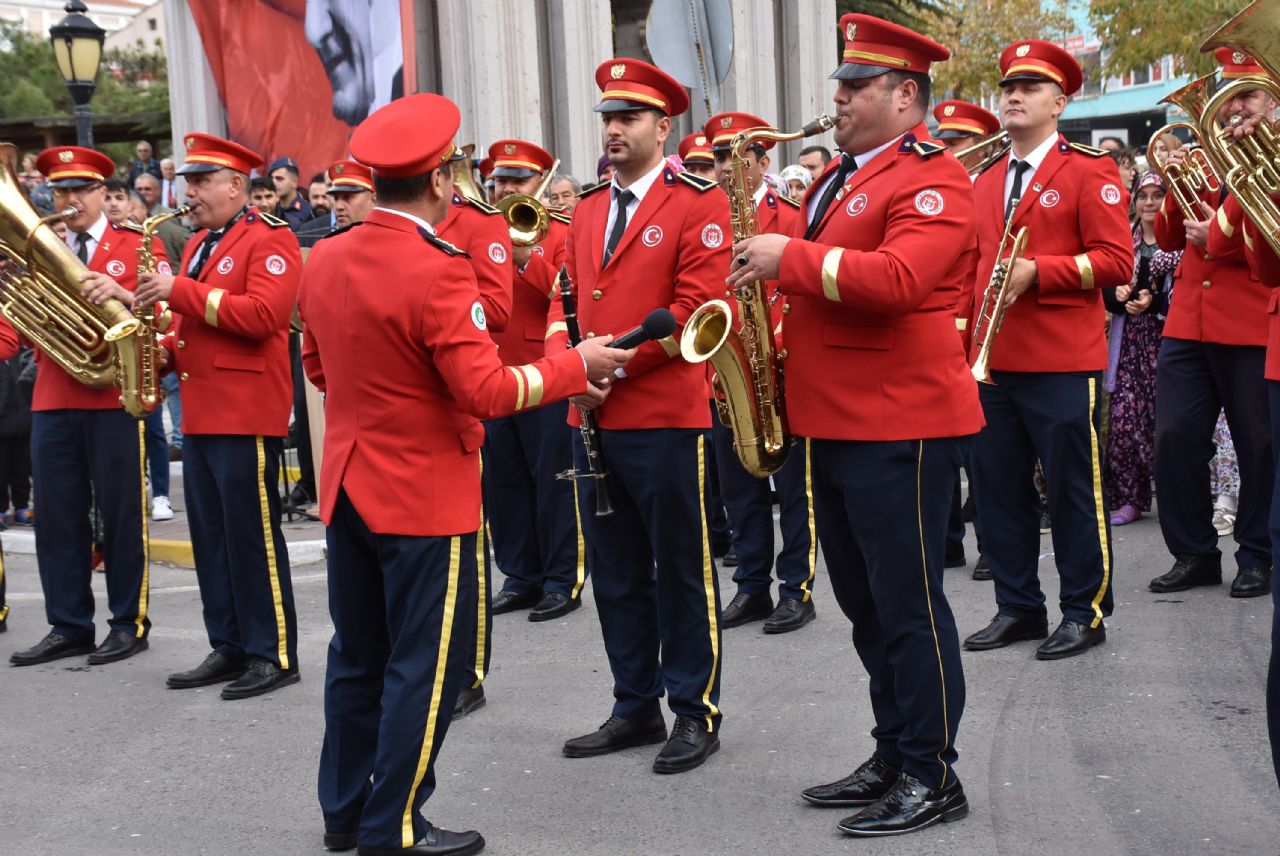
[1202,279,1212,289]
[591,289,602,300]
[585,331,595,339]
[724,290,731,297]
[1204,253,1213,261]
[778,348,789,360]
[782,303,791,315]
[180,372,189,381]
[177,339,186,349]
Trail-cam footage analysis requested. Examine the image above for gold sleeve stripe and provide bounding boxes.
[821,248,843,302]
[1244,226,1256,251]
[956,318,968,331]
[1074,253,1095,290]
[509,365,527,410]
[1217,204,1236,237]
[523,365,545,408]
[205,288,226,327]
[659,334,680,358]
[547,284,558,300]
[544,321,568,340]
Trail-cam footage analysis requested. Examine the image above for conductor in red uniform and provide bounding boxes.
[728,13,982,837]
[300,92,630,856]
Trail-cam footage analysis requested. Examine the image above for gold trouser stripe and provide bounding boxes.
[798,439,817,602]
[473,456,487,687]
[0,536,7,623]
[569,475,587,600]
[255,438,290,669]
[821,248,843,302]
[1074,253,1094,290]
[1086,378,1112,628]
[401,535,462,848]
[695,435,721,731]
[134,421,150,638]
[915,440,952,788]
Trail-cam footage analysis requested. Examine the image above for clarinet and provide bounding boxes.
[556,266,615,517]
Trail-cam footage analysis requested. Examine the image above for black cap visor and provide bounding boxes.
[831,62,893,81]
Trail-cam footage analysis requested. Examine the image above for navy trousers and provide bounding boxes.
[574,428,722,730]
[144,407,169,497]
[811,437,967,790]
[318,489,476,849]
[183,434,297,668]
[1155,338,1273,570]
[31,409,148,641]
[482,402,585,598]
[972,372,1114,627]
[711,421,817,601]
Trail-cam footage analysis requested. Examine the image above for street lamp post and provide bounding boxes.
[49,0,107,148]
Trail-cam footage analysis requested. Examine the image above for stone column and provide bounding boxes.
[777,0,838,166]
[545,0,614,184]
[162,0,225,157]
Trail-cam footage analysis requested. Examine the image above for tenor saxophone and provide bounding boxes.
[110,206,190,417]
[680,115,834,477]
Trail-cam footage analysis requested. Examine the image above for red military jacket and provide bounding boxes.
[1161,190,1271,346]
[1232,195,1280,379]
[166,207,299,436]
[970,135,1133,372]
[545,165,731,430]
[777,125,984,442]
[438,194,513,333]
[299,209,587,536]
[492,214,569,366]
[32,217,166,412]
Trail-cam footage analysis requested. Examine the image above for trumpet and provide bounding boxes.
[495,158,561,247]
[971,206,1029,384]
[951,130,1010,177]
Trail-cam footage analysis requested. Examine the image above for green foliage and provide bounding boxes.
[836,0,949,28]
[1089,0,1243,80]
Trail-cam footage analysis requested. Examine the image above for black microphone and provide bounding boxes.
[608,308,677,350]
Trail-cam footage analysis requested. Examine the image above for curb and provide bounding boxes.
[0,531,327,569]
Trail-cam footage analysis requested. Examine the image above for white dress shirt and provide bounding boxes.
[1002,131,1058,211]
[805,135,901,226]
[64,212,108,263]
[375,206,435,234]
[604,157,667,243]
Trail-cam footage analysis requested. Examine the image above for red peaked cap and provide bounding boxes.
[678,133,714,164]
[704,112,777,152]
[832,13,950,80]
[327,160,374,193]
[36,146,114,187]
[999,40,1084,96]
[350,93,467,179]
[487,139,554,179]
[1216,47,1267,80]
[176,133,263,176]
[932,100,1001,139]
[593,58,690,117]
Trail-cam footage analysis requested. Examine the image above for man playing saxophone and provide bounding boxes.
[727,13,982,837]
[962,41,1133,660]
[703,110,818,635]
[4,146,164,668]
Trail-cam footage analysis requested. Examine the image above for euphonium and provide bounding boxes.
[111,205,191,417]
[496,158,562,247]
[1149,74,1224,219]
[970,211,1029,384]
[0,143,138,391]
[681,114,835,477]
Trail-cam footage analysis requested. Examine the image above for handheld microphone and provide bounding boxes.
[609,308,677,350]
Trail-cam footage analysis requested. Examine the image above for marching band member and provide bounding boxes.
[6,147,160,668]
[1148,48,1274,599]
[134,133,302,699]
[932,100,1002,172]
[729,14,981,835]
[703,110,818,634]
[328,159,378,228]
[677,132,716,180]
[300,91,629,856]
[962,40,1132,661]
[548,58,731,774]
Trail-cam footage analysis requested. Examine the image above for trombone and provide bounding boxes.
[951,130,1009,177]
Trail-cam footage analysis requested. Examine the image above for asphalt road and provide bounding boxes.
[0,514,1275,856]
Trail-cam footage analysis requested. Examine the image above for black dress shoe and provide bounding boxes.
[167,651,248,688]
[528,591,580,622]
[87,629,149,665]
[1039,506,1051,534]
[963,614,1048,651]
[453,684,486,719]
[720,547,739,568]
[324,831,357,852]
[653,715,719,774]
[0,613,7,633]
[563,714,667,758]
[721,591,773,628]
[357,827,484,856]
[288,483,315,506]
[802,757,900,807]
[1036,619,1105,660]
[838,773,968,836]
[1149,554,1222,593]
[971,555,992,581]
[490,588,540,615]
[9,631,94,666]
[763,597,816,634]
[220,657,300,699]
[944,544,966,569]
[1230,565,1271,598]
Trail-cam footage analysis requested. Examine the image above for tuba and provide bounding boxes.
[495,158,562,247]
[451,145,488,205]
[0,143,139,391]
[112,206,191,417]
[1149,74,1223,220]
[970,208,1029,384]
[681,114,834,477]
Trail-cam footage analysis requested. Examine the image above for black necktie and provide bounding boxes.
[74,232,90,264]
[1006,159,1031,221]
[805,154,856,239]
[188,228,223,278]
[603,188,635,269]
